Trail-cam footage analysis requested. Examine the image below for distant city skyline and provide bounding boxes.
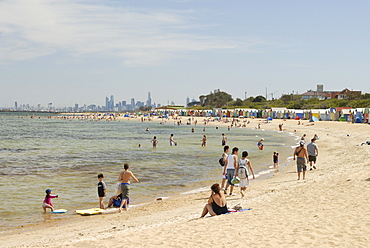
[7,92,164,112]
[1,1,370,107]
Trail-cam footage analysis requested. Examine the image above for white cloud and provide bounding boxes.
[0,0,243,66]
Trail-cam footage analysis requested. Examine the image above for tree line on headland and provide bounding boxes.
[193,89,370,110]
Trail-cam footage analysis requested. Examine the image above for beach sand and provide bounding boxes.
[1,118,370,247]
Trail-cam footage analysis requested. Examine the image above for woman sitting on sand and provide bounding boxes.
[200,183,228,217]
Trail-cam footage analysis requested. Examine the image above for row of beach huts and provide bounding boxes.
[152,107,370,123]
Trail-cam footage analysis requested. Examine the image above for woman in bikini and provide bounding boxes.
[200,183,228,217]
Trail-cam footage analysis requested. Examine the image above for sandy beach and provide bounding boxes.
[1,117,370,247]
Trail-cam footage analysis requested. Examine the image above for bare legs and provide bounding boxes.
[200,204,216,218]
[119,199,128,212]
[297,171,306,180]
[99,197,105,209]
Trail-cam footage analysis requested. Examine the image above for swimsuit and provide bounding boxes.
[211,196,228,215]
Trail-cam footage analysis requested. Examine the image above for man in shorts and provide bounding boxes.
[118,163,139,212]
[293,141,308,180]
[307,138,319,170]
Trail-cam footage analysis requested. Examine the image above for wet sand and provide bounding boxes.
[1,118,370,247]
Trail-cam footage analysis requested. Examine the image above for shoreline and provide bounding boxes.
[1,118,370,247]
[0,116,295,232]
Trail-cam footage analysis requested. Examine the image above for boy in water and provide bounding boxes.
[97,173,106,209]
[118,163,139,212]
[170,134,177,146]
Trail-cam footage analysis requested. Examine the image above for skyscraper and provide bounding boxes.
[105,97,109,111]
[147,92,152,107]
[110,95,114,111]
[131,98,135,111]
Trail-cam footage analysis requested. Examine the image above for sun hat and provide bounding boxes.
[45,189,52,194]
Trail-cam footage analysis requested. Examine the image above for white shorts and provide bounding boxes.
[239,178,249,187]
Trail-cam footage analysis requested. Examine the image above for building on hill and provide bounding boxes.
[301,85,361,100]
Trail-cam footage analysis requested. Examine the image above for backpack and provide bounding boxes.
[238,159,248,179]
[219,157,225,166]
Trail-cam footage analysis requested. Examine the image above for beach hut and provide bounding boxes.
[309,116,319,122]
[295,110,304,120]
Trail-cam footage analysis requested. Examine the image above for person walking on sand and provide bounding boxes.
[293,141,308,180]
[222,133,227,146]
[307,138,319,170]
[273,151,279,169]
[118,163,139,212]
[223,147,239,196]
[97,173,106,209]
[236,151,255,198]
[220,146,230,191]
[151,136,158,148]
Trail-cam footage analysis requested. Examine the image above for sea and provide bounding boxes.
[0,112,298,231]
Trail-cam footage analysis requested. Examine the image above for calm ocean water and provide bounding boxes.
[0,112,296,231]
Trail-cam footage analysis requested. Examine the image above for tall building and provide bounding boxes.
[131,98,135,111]
[147,92,152,107]
[14,101,18,110]
[186,96,190,107]
[105,97,109,111]
[110,95,114,110]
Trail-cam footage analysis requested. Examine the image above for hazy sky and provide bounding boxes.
[1,0,370,108]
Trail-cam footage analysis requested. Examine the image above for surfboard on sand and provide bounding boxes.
[75,208,105,216]
[52,209,68,214]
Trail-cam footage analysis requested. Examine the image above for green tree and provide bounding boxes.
[253,95,266,102]
[234,98,243,106]
[201,89,233,108]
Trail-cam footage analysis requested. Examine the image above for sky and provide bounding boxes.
[1,0,370,108]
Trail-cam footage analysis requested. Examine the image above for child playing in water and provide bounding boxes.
[97,173,106,209]
[42,189,58,212]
